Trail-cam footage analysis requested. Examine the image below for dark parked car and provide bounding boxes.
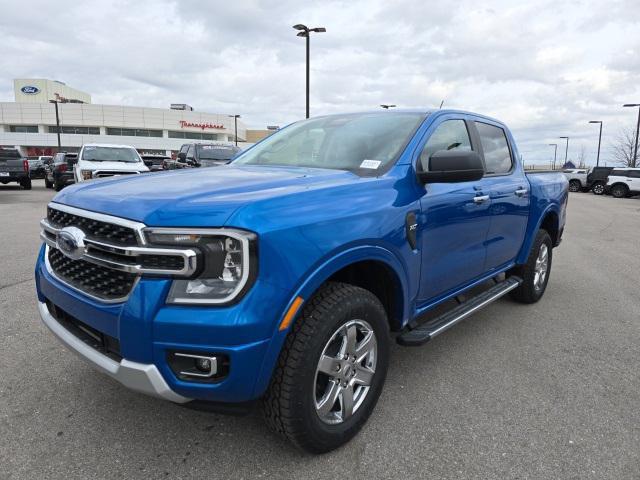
[45,152,77,191]
[586,166,615,195]
[27,157,51,179]
[0,148,31,189]
[141,155,170,172]
[172,143,242,169]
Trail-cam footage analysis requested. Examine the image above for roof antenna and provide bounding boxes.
[439,99,444,109]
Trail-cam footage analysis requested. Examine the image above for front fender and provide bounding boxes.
[251,244,410,399]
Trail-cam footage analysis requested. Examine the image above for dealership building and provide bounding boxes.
[0,79,255,156]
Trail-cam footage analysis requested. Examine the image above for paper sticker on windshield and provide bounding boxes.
[360,159,381,169]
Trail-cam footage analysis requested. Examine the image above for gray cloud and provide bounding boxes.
[1,0,639,165]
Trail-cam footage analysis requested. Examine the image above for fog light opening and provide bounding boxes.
[174,352,218,378]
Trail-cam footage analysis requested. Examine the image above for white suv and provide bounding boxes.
[606,167,640,198]
[74,143,149,182]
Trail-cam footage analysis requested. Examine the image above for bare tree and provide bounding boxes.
[610,127,637,167]
[577,144,587,168]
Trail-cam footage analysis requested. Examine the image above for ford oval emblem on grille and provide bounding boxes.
[56,227,86,260]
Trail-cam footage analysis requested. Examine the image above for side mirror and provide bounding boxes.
[418,150,484,184]
[177,152,187,162]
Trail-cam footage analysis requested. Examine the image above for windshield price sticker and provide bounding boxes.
[360,159,382,169]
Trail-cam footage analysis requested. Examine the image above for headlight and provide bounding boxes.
[145,228,257,305]
[81,169,93,180]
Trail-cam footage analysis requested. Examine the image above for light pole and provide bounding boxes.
[588,120,603,167]
[293,24,326,119]
[623,104,640,167]
[380,104,396,109]
[228,114,240,146]
[549,143,558,170]
[49,100,61,150]
[559,136,569,168]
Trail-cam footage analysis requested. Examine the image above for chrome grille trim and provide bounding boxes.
[40,218,198,277]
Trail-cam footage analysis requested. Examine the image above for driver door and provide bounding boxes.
[416,117,492,303]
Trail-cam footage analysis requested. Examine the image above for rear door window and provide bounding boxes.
[475,122,513,174]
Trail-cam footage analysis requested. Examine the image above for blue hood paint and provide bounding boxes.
[53,165,359,227]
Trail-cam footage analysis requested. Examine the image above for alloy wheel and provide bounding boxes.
[314,319,377,425]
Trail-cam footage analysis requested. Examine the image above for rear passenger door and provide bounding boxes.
[472,121,530,272]
[627,170,640,192]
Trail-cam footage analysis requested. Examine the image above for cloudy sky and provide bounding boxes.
[1,0,639,166]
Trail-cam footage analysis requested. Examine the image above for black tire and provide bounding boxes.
[568,180,581,192]
[45,178,53,188]
[610,184,628,198]
[509,230,553,304]
[20,178,32,190]
[592,182,605,195]
[262,282,390,453]
[54,181,64,192]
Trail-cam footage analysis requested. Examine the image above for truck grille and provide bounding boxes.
[48,247,137,301]
[94,171,139,178]
[47,206,138,246]
[42,204,197,302]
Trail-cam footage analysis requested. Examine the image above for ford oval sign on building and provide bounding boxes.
[20,85,40,95]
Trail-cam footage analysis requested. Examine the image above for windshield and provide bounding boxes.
[233,112,425,172]
[81,146,141,163]
[197,145,241,161]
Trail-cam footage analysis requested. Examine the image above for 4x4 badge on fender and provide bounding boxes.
[56,227,86,260]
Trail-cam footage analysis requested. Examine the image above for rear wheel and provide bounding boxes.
[54,181,65,192]
[509,230,552,304]
[592,182,605,195]
[610,184,628,198]
[20,178,32,190]
[262,282,390,453]
[44,177,53,188]
[568,180,581,192]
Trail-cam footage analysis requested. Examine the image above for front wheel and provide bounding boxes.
[262,282,390,453]
[592,183,605,195]
[509,230,553,304]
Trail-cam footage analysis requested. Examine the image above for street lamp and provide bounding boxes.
[380,104,396,109]
[588,120,603,167]
[228,114,241,146]
[549,143,558,170]
[293,24,326,119]
[559,136,569,168]
[49,100,61,150]
[623,103,640,167]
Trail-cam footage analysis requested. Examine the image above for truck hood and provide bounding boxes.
[53,164,359,227]
[78,160,148,172]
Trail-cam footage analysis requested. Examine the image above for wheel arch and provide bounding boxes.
[251,245,409,399]
[516,206,561,265]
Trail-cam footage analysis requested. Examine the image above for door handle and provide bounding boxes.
[473,195,490,204]
[514,188,528,197]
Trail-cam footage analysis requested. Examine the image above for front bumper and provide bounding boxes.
[35,245,289,404]
[38,300,190,403]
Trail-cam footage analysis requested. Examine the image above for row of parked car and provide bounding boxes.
[563,166,640,198]
[0,142,243,191]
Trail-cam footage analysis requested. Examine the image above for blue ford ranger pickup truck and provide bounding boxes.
[36,110,568,453]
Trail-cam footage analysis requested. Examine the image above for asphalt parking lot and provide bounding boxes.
[1,180,639,479]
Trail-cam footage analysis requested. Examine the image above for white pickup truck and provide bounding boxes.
[74,143,149,182]
[563,168,589,192]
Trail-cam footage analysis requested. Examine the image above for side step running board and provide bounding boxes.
[397,276,523,347]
